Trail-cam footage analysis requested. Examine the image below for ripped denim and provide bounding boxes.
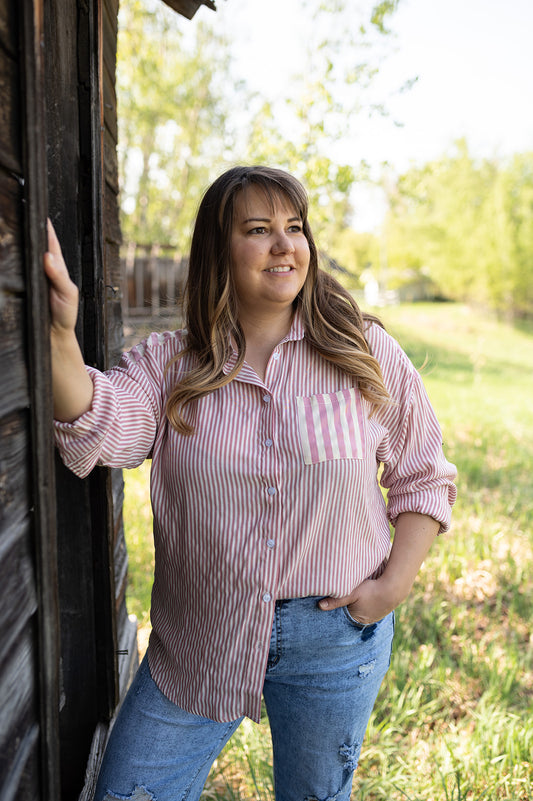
[94,599,394,801]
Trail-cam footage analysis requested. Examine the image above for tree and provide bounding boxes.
[383,140,533,318]
[117,0,235,251]
[239,0,401,258]
[117,0,401,268]
[503,153,533,318]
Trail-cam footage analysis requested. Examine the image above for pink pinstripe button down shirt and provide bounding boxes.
[54,315,457,722]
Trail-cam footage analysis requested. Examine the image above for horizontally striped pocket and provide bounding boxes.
[296,387,366,465]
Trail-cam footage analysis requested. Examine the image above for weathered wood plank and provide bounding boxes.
[19,0,62,796]
[113,530,129,608]
[103,181,121,245]
[103,0,117,62]
[117,612,138,697]
[0,168,24,292]
[0,416,37,667]
[1,724,41,801]
[104,125,119,193]
[111,467,125,538]
[0,292,30,416]
[43,1,108,792]
[102,1,118,145]
[0,630,39,797]
[0,3,17,61]
[103,62,118,143]
[0,532,38,654]
[13,727,41,801]
[104,0,119,27]
[103,178,124,366]
[55,459,100,799]
[78,722,109,801]
[0,46,22,175]
[0,410,29,505]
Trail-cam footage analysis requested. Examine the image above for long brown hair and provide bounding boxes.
[165,165,390,434]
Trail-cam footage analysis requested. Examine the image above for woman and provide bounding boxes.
[45,165,457,801]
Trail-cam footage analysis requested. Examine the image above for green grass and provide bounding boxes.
[123,303,533,800]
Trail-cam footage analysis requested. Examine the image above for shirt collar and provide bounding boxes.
[222,310,305,376]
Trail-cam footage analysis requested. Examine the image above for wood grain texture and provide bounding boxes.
[0,35,21,175]
[0,419,35,659]
[104,123,119,192]
[0,631,39,796]
[0,169,24,291]
[20,0,63,795]
[0,292,30,417]
[0,1,17,58]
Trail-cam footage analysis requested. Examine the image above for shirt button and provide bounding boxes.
[272,352,280,361]
[267,486,276,496]
[262,394,271,403]
[265,438,273,448]
[266,539,275,549]
[262,592,272,603]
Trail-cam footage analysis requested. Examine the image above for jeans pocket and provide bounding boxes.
[342,605,381,633]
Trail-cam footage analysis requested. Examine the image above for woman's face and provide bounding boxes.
[230,186,310,321]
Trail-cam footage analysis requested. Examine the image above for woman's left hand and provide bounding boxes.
[318,576,401,625]
[318,512,441,624]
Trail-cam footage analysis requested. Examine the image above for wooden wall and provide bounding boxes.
[0,0,61,799]
[44,0,137,796]
[0,0,135,799]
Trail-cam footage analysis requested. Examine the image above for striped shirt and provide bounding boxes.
[54,315,457,722]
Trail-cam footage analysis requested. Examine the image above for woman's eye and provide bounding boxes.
[288,224,303,233]
[249,226,266,235]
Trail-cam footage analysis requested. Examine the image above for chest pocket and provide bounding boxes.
[296,387,366,465]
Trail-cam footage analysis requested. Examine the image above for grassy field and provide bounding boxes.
[122,303,533,800]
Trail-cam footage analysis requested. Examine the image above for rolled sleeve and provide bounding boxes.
[380,372,457,533]
[53,332,179,477]
[54,365,159,477]
[367,325,457,534]
[54,367,120,477]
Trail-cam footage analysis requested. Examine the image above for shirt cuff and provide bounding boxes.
[387,483,457,534]
[53,367,118,477]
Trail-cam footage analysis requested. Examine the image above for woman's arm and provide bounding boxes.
[44,220,94,422]
[319,511,440,623]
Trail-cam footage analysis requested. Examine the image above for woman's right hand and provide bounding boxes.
[44,219,80,335]
[43,219,95,422]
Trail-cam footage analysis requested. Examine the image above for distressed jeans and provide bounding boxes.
[95,597,394,801]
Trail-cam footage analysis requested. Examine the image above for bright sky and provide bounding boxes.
[199,0,533,228]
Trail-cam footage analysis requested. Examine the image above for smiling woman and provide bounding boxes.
[229,187,310,378]
[46,164,456,801]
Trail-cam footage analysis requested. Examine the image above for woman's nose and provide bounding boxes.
[271,231,295,253]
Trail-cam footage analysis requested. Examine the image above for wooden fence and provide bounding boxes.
[122,243,188,320]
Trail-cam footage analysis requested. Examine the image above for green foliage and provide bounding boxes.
[326,227,380,287]
[240,0,400,250]
[117,0,235,250]
[122,461,153,630]
[384,141,533,319]
[123,303,533,800]
[117,0,400,255]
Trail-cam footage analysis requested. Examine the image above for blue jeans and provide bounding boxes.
[95,598,394,801]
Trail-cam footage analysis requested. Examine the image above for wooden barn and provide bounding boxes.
[0,0,214,799]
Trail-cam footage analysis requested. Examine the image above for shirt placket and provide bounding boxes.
[260,345,284,597]
[249,349,284,685]
[258,388,278,593]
